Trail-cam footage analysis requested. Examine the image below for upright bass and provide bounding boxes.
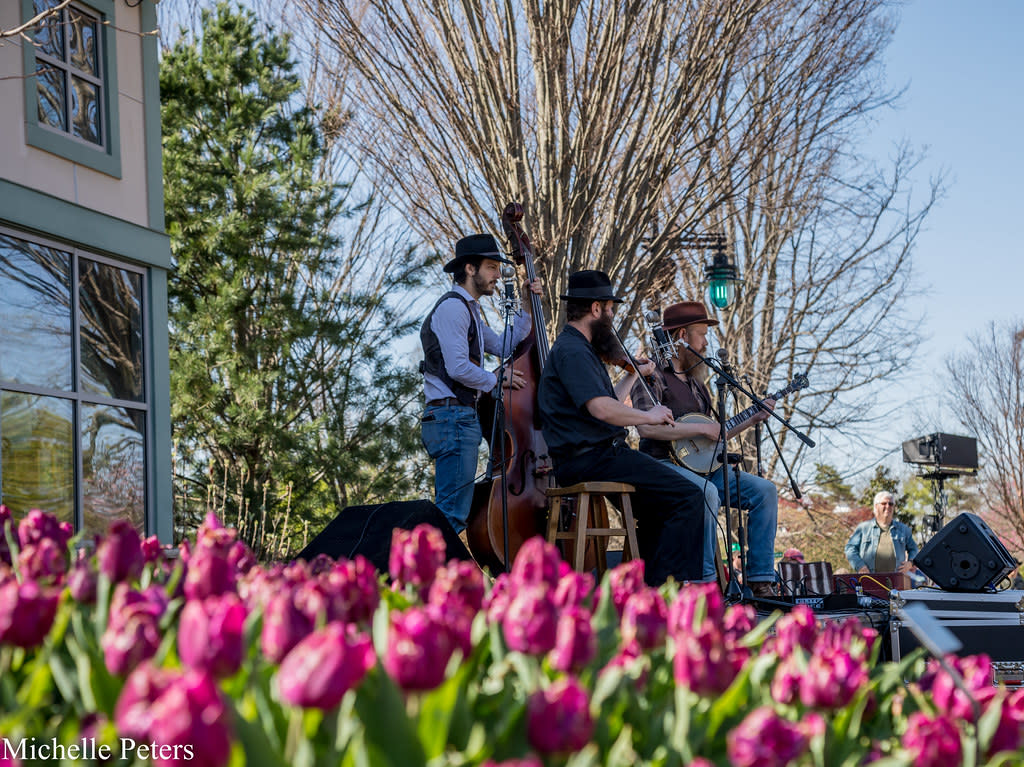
[465,202,553,571]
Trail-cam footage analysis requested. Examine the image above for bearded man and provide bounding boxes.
[537,270,706,585]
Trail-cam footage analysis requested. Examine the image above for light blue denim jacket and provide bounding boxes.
[844,519,919,572]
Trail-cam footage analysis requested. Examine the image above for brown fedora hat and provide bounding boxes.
[662,301,719,331]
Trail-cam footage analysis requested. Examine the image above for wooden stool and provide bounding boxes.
[545,482,640,577]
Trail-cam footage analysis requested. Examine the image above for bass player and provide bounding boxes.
[629,301,780,597]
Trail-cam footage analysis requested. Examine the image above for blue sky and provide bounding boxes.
[850,0,1024,478]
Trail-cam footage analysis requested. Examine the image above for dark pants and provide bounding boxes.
[553,442,705,585]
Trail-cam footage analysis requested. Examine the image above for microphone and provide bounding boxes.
[716,346,732,372]
[500,265,518,312]
[644,310,676,363]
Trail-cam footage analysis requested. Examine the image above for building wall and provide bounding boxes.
[0,0,172,542]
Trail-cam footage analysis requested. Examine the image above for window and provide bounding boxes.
[0,230,148,536]
[33,0,103,146]
[21,0,121,177]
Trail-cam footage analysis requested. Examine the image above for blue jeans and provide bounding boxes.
[420,403,481,532]
[662,460,778,583]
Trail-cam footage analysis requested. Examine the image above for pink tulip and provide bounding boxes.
[67,549,98,603]
[389,524,446,593]
[228,540,256,574]
[525,677,593,754]
[799,647,868,709]
[621,588,667,651]
[765,604,817,657]
[178,593,248,677]
[723,603,757,642]
[141,535,163,563]
[0,576,60,648]
[383,606,456,691]
[548,606,596,673]
[17,508,72,549]
[96,519,145,583]
[102,584,167,675]
[726,706,809,767]
[903,712,962,767]
[509,536,562,590]
[17,538,67,584]
[277,623,374,709]
[502,585,558,655]
[673,622,748,697]
[485,573,513,624]
[922,654,995,722]
[552,570,594,610]
[988,687,1024,756]
[324,555,380,625]
[668,582,724,636]
[428,559,486,614]
[607,559,646,615]
[148,670,233,767]
[770,654,802,705]
[115,662,176,739]
[261,587,313,664]
[183,530,236,601]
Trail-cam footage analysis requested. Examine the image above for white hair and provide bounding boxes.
[873,491,896,506]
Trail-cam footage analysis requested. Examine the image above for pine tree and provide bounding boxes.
[161,3,430,555]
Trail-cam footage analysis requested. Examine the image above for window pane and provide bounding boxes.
[0,234,72,390]
[32,0,64,59]
[36,65,67,132]
[1,391,74,528]
[71,76,101,144]
[69,9,98,75]
[81,403,145,537]
[79,259,144,401]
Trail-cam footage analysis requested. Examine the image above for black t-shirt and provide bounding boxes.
[538,325,626,455]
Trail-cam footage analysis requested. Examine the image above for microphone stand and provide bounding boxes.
[487,285,520,572]
[681,343,813,604]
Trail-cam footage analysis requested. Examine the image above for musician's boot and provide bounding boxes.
[749,581,779,598]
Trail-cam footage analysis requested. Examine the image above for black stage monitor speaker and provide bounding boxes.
[902,433,978,472]
[295,499,474,575]
[914,512,1018,591]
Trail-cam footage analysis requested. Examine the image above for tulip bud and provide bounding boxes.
[324,555,380,625]
[97,519,145,583]
[184,532,236,601]
[548,606,596,673]
[525,677,593,754]
[17,538,68,584]
[510,536,562,590]
[17,508,72,549]
[277,622,374,709]
[620,588,667,651]
[68,550,98,603]
[115,662,175,740]
[607,559,646,615]
[502,585,557,655]
[428,559,486,614]
[389,524,446,594]
[102,600,163,676]
[903,712,962,767]
[726,706,809,767]
[383,606,456,691]
[261,587,313,664]
[178,593,248,678]
[765,604,817,657]
[799,647,868,709]
[148,670,233,767]
[552,570,594,610]
[0,576,60,648]
[485,573,512,625]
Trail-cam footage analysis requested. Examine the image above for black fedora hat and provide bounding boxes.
[559,269,624,303]
[443,234,514,273]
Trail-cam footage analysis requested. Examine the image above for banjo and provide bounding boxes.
[672,373,809,474]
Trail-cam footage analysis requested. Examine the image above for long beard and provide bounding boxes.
[590,315,621,363]
[678,346,708,380]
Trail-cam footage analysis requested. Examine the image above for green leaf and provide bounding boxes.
[352,666,426,767]
[228,697,292,767]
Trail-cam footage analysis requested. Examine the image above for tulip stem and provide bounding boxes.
[285,706,303,761]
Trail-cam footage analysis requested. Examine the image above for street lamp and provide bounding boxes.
[704,243,741,309]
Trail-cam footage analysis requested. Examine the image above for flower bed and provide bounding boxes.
[1,505,1023,767]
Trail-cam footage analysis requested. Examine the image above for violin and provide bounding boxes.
[465,203,553,571]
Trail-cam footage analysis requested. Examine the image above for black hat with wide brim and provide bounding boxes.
[443,234,515,273]
[559,269,624,303]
